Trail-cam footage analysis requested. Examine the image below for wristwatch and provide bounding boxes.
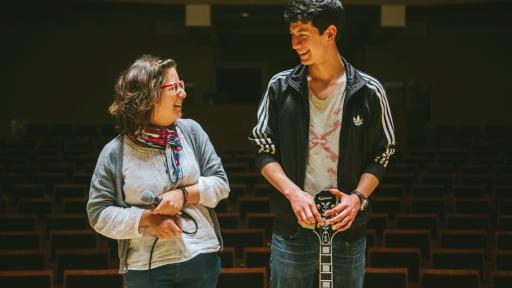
[352,190,369,211]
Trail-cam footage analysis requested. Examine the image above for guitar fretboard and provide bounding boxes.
[319,244,333,288]
[314,190,339,288]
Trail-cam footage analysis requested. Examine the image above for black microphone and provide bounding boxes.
[140,190,161,208]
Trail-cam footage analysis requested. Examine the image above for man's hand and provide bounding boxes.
[287,189,324,226]
[141,211,182,239]
[324,188,361,231]
[152,189,184,216]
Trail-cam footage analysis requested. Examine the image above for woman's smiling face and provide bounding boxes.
[150,67,186,127]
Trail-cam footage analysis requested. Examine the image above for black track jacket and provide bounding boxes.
[250,58,396,241]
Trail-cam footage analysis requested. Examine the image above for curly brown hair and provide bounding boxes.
[109,55,177,135]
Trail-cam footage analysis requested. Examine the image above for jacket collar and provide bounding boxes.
[286,56,369,99]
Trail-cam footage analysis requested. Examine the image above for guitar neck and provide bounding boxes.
[319,243,333,288]
[314,190,338,288]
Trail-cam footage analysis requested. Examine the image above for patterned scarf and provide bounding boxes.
[135,123,183,182]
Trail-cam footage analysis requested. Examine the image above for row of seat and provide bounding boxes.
[2,268,511,288]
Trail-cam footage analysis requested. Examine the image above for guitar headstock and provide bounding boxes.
[313,189,339,244]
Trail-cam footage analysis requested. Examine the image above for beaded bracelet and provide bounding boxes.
[180,187,189,206]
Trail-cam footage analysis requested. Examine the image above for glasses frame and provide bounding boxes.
[161,80,185,94]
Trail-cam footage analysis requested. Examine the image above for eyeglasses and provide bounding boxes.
[161,80,185,94]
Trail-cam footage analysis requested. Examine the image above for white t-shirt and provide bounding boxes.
[304,73,347,195]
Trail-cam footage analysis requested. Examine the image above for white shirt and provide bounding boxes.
[304,73,347,196]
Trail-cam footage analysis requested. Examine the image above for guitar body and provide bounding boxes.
[313,189,339,288]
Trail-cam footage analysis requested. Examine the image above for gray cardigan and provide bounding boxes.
[86,119,228,273]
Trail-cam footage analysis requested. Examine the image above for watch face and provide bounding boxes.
[360,199,368,210]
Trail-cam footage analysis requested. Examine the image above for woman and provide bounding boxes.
[87,55,230,288]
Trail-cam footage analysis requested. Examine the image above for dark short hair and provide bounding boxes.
[109,55,176,135]
[284,0,345,45]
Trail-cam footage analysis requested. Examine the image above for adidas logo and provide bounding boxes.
[353,115,363,126]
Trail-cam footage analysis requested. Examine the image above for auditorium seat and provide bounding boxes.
[410,198,446,219]
[364,267,407,288]
[0,231,41,250]
[0,173,26,188]
[495,164,512,175]
[218,247,236,268]
[63,269,122,288]
[384,229,431,259]
[227,172,260,188]
[423,163,454,175]
[431,248,484,277]
[216,212,240,229]
[228,183,248,202]
[497,200,512,215]
[367,213,388,238]
[493,271,512,288]
[17,199,54,217]
[497,215,512,230]
[381,174,414,191]
[70,172,92,186]
[440,230,488,253]
[458,164,490,175]
[389,163,418,175]
[0,250,45,270]
[496,231,512,250]
[238,196,270,219]
[496,250,512,271]
[452,185,487,199]
[10,184,47,202]
[221,228,266,254]
[54,184,87,203]
[246,212,274,241]
[494,186,512,200]
[0,270,53,288]
[495,175,512,186]
[444,214,490,231]
[374,184,405,198]
[368,247,420,282]
[420,269,479,288]
[56,249,110,282]
[49,230,98,258]
[395,213,439,239]
[244,247,271,268]
[371,197,402,219]
[217,267,267,288]
[456,175,492,193]
[419,174,453,191]
[453,199,490,214]
[62,198,87,214]
[411,185,445,199]
[223,162,249,174]
[0,214,38,231]
[33,172,68,186]
[45,214,89,238]
[252,183,273,197]
[232,154,255,171]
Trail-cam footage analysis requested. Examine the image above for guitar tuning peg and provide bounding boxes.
[316,204,320,209]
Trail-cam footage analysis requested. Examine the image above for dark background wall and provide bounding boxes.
[1,2,511,151]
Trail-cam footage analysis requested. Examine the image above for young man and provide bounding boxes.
[249,1,396,287]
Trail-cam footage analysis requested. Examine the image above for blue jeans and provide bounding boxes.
[124,252,221,288]
[270,227,366,288]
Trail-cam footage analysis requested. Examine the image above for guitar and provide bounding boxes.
[313,189,339,288]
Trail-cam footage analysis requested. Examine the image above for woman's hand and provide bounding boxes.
[141,210,182,239]
[152,189,184,215]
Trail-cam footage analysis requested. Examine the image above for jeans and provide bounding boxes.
[270,227,366,288]
[124,252,221,288]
